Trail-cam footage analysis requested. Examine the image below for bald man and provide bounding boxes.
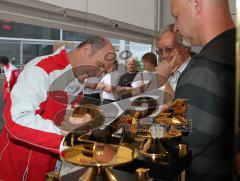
[0,36,116,180]
[116,58,137,99]
[171,0,235,180]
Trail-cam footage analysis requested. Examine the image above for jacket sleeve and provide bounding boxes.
[2,77,8,100]
[4,63,64,154]
[9,69,20,90]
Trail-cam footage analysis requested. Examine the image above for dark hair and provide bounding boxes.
[0,56,9,65]
[113,60,118,69]
[142,52,157,67]
[77,36,108,54]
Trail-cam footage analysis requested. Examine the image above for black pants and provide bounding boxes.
[102,99,116,105]
[81,93,101,106]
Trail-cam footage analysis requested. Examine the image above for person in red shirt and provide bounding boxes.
[0,36,116,181]
[0,56,20,101]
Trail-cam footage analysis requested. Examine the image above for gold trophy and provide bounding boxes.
[135,168,150,181]
[60,139,137,181]
[136,123,182,161]
[135,99,188,161]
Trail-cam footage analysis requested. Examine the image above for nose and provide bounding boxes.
[173,23,179,33]
[160,52,171,61]
[161,50,169,57]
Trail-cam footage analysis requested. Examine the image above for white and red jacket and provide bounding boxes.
[2,63,20,100]
[0,47,83,181]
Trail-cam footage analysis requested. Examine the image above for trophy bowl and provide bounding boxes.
[71,105,105,131]
[60,141,137,181]
[62,105,105,147]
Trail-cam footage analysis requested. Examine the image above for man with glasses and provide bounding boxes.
[156,24,191,92]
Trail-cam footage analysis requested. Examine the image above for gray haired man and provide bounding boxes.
[156,24,192,92]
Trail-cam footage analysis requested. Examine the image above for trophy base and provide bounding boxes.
[140,138,169,161]
[80,167,118,181]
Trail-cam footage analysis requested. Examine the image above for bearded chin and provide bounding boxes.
[182,36,192,47]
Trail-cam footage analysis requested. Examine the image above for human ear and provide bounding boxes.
[82,44,92,56]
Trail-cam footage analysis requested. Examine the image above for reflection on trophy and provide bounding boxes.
[55,97,190,180]
[60,140,137,181]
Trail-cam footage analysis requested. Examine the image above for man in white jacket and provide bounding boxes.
[0,36,116,181]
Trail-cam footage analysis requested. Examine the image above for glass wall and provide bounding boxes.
[62,30,91,42]
[23,43,53,64]
[0,19,60,40]
[0,19,152,67]
[0,41,20,64]
[0,19,153,130]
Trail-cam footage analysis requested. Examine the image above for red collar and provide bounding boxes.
[5,64,9,70]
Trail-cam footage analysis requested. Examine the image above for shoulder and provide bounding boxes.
[111,70,122,78]
[11,69,20,77]
[101,73,110,81]
[119,73,129,78]
[189,55,232,77]
[134,72,141,79]
[35,49,70,74]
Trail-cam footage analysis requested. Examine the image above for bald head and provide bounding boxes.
[171,0,235,46]
[209,0,230,8]
[70,36,115,78]
[126,58,136,73]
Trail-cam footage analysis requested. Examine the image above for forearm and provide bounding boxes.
[84,82,97,89]
[115,86,124,93]
[4,101,64,154]
[103,84,114,93]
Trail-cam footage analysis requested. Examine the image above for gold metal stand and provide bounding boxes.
[178,144,188,181]
[139,138,168,161]
[60,142,137,181]
[135,168,150,181]
[80,167,118,181]
[45,171,60,181]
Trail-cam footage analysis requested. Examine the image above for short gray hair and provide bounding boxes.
[157,24,191,50]
[126,57,136,64]
[77,36,108,54]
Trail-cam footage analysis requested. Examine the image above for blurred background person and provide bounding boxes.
[116,57,138,99]
[131,52,157,95]
[131,52,173,97]
[81,75,104,106]
[97,61,122,104]
[0,56,20,101]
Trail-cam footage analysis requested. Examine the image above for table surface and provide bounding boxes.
[60,147,191,181]
[115,146,192,180]
[61,167,141,181]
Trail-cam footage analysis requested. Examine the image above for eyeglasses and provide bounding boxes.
[155,47,175,55]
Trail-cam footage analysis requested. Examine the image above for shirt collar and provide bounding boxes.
[176,56,191,74]
[143,70,156,73]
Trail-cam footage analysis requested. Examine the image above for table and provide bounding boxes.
[115,146,192,181]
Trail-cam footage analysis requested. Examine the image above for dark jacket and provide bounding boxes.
[175,28,235,180]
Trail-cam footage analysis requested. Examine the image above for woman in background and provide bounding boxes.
[131,52,173,98]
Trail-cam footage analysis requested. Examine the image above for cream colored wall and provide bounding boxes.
[38,0,156,30]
